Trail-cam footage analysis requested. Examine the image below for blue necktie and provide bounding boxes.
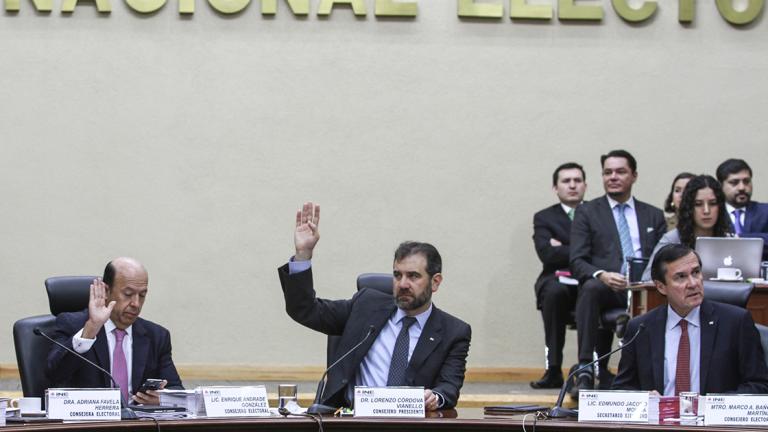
[733,209,744,236]
[387,316,417,386]
[615,203,634,274]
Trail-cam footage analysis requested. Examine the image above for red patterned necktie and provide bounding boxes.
[675,319,690,395]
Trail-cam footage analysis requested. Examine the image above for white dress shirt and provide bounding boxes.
[607,195,642,258]
[663,305,701,396]
[72,320,134,393]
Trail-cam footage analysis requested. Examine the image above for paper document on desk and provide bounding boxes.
[158,389,204,416]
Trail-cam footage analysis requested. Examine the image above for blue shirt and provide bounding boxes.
[664,305,701,396]
[288,258,442,407]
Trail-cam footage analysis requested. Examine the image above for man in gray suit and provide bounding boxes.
[570,150,666,395]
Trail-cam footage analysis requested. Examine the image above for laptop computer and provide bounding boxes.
[695,237,764,280]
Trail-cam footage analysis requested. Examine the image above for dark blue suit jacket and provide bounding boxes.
[740,201,768,260]
[278,264,471,409]
[570,196,666,282]
[47,310,183,393]
[613,299,768,394]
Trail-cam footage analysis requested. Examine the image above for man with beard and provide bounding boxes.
[278,202,472,411]
[716,158,768,260]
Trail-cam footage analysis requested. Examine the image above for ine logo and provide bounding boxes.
[723,255,734,266]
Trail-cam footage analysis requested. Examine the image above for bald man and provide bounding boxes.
[47,258,183,405]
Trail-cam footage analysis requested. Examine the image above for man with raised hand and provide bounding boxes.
[47,257,183,405]
[278,202,471,411]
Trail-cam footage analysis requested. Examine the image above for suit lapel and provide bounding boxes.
[744,202,756,232]
[635,202,650,255]
[407,307,443,378]
[699,301,717,392]
[335,302,395,385]
[650,307,667,393]
[93,328,111,387]
[132,319,149,393]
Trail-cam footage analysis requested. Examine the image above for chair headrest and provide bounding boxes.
[356,273,393,294]
[46,276,96,316]
[703,281,753,309]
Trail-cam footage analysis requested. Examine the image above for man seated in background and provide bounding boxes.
[530,162,587,389]
[716,158,768,260]
[47,257,183,405]
[278,202,471,411]
[613,244,768,395]
[570,150,666,395]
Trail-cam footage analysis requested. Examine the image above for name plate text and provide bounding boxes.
[201,386,270,417]
[46,388,121,421]
[354,386,424,417]
[704,394,768,426]
[578,390,649,423]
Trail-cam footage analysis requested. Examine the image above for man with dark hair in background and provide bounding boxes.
[613,244,768,395]
[47,257,183,405]
[716,158,768,260]
[530,162,590,389]
[278,202,471,411]
[570,150,666,395]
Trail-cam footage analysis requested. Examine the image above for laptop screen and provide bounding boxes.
[695,237,764,280]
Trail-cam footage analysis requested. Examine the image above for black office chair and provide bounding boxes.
[12,276,95,404]
[326,273,392,367]
[702,280,753,308]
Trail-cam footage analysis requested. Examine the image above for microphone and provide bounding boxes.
[548,323,646,418]
[34,327,138,420]
[306,325,376,415]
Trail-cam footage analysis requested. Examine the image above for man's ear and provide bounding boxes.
[431,273,443,293]
[654,280,667,297]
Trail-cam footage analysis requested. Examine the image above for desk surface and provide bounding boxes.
[4,409,768,432]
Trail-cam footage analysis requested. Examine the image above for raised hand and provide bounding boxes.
[294,202,320,261]
[82,278,116,339]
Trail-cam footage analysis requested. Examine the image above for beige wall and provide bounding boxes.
[1,1,766,372]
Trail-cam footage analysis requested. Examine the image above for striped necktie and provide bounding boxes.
[615,203,634,274]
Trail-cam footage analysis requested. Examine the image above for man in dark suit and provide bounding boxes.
[570,149,666,394]
[530,162,589,389]
[278,202,471,410]
[47,258,183,405]
[716,158,768,260]
[613,244,768,395]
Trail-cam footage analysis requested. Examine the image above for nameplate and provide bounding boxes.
[704,394,768,426]
[46,388,121,421]
[201,386,270,417]
[353,386,424,417]
[578,390,649,423]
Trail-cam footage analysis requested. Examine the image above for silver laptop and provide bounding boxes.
[695,237,764,280]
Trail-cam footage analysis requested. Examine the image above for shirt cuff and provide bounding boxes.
[592,270,605,279]
[288,257,312,274]
[72,328,96,354]
[433,391,445,409]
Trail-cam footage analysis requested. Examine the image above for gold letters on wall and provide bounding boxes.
[611,0,656,23]
[510,0,552,20]
[317,0,366,15]
[457,0,503,18]
[2,0,765,25]
[715,0,764,25]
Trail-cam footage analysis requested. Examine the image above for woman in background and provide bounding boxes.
[643,175,732,281]
[663,172,695,230]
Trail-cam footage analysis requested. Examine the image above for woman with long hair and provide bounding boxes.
[642,175,731,281]
[663,172,695,230]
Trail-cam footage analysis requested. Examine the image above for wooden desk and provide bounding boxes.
[4,409,768,432]
[630,282,768,325]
